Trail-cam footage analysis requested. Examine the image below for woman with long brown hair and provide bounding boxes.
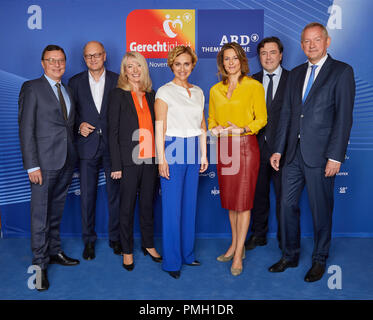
[208,42,267,276]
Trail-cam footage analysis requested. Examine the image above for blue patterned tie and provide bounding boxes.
[302,64,318,104]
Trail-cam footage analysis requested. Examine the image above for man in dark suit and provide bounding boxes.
[18,45,80,291]
[68,41,121,260]
[245,37,289,251]
[268,23,355,282]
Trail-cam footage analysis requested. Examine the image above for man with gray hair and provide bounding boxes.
[268,23,355,282]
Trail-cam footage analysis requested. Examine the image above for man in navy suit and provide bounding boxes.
[245,37,289,251]
[19,45,80,291]
[268,23,355,282]
[68,41,121,260]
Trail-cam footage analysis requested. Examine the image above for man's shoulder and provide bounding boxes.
[290,62,307,74]
[21,76,46,91]
[328,56,353,72]
[68,70,87,83]
[252,71,262,81]
[106,70,119,79]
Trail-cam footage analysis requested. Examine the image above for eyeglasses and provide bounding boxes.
[84,52,104,60]
[43,58,66,65]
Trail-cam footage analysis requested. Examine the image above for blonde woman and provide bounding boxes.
[155,46,208,279]
[108,51,162,271]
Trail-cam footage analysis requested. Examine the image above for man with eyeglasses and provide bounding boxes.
[68,41,121,260]
[19,44,80,291]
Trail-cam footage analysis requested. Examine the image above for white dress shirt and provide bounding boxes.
[89,69,106,113]
[263,65,283,102]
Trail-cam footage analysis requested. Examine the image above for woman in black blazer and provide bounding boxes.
[108,51,161,271]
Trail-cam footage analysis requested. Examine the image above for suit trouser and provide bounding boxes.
[251,142,282,242]
[119,163,157,254]
[79,138,120,244]
[280,143,335,264]
[30,162,74,270]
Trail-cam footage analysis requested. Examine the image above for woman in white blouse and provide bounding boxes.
[155,46,208,279]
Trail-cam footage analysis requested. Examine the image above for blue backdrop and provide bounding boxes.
[0,0,372,239]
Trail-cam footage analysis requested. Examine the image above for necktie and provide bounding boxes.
[266,73,275,109]
[302,64,318,104]
[55,82,68,120]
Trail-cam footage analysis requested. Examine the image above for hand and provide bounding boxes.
[111,171,122,179]
[211,125,224,137]
[200,156,209,173]
[222,121,244,135]
[79,122,95,137]
[28,169,42,185]
[325,160,341,177]
[270,153,281,171]
[158,159,170,180]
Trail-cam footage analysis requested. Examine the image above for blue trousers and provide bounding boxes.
[160,136,200,271]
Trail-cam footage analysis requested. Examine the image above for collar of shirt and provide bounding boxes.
[44,74,61,87]
[263,65,283,99]
[88,69,106,113]
[43,74,71,114]
[88,68,106,84]
[307,53,328,79]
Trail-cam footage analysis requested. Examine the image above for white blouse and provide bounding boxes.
[155,81,204,138]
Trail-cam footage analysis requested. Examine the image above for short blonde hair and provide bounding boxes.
[167,46,198,71]
[117,51,152,92]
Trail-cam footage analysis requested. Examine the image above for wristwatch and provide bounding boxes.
[242,127,247,134]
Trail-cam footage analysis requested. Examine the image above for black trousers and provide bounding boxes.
[79,138,120,244]
[30,161,74,269]
[251,142,282,242]
[119,163,157,254]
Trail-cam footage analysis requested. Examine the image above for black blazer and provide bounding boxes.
[107,88,156,170]
[275,55,355,167]
[252,68,289,158]
[68,70,119,159]
[18,75,77,170]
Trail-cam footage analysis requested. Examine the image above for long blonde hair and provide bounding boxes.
[117,51,152,92]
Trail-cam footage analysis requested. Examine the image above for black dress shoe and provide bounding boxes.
[268,258,298,272]
[245,235,267,250]
[141,246,162,263]
[34,268,49,291]
[49,252,80,266]
[83,242,95,260]
[304,262,326,282]
[109,240,122,255]
[168,271,180,279]
[186,260,201,266]
[122,262,135,271]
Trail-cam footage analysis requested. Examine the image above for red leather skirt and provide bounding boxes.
[217,135,260,212]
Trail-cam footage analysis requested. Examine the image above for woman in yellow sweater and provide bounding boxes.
[208,42,267,276]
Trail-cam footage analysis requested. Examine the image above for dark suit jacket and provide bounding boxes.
[107,88,156,170]
[68,70,119,159]
[275,55,355,167]
[252,68,289,158]
[18,75,76,171]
